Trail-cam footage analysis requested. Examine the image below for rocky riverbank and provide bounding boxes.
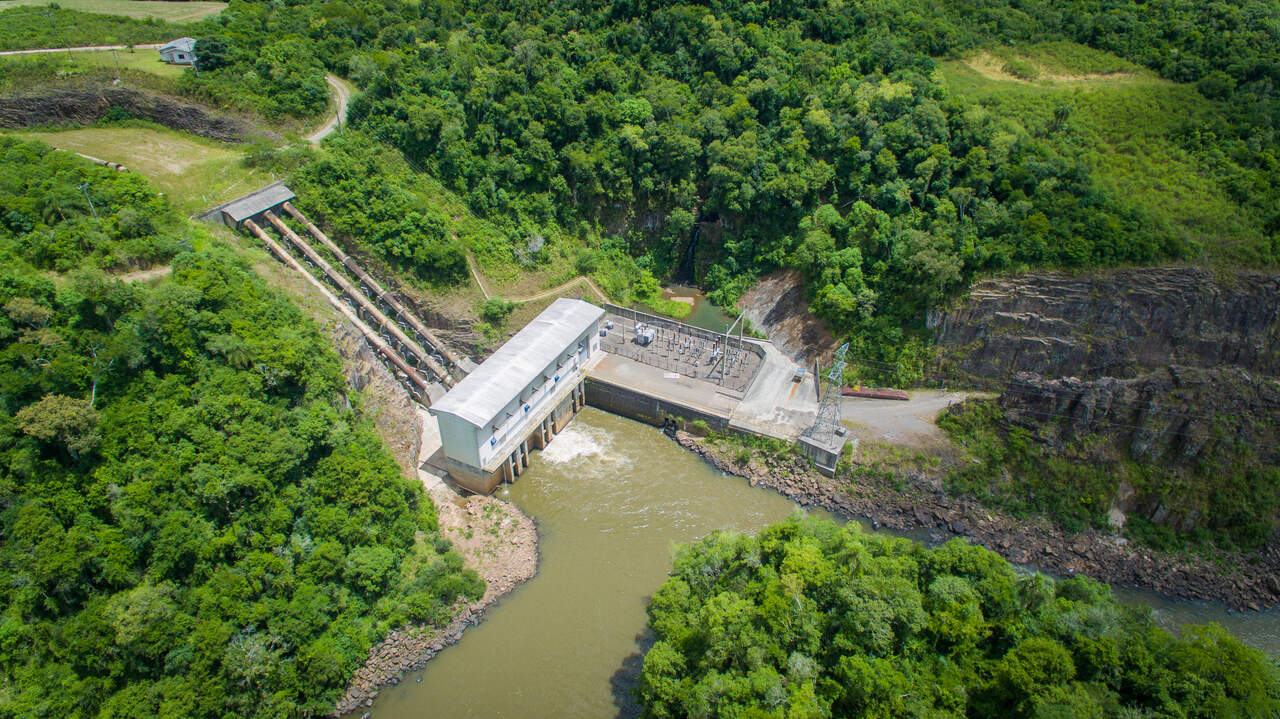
[332,603,488,716]
[676,431,1280,611]
[330,491,539,716]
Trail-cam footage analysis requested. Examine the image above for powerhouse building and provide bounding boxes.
[429,298,605,493]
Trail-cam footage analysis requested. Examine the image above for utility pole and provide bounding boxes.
[46,8,74,65]
[78,182,99,221]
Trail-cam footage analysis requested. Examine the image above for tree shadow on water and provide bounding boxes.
[610,628,654,719]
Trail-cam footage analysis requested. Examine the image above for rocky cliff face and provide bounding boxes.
[0,87,263,142]
[933,266,1280,542]
[999,367,1280,465]
[737,269,838,365]
[931,267,1280,381]
[995,368,1280,534]
[331,321,422,476]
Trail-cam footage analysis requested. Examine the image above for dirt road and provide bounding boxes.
[0,43,162,56]
[466,254,607,303]
[307,74,351,143]
[840,389,987,448]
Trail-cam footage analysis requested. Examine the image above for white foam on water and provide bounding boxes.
[540,423,628,468]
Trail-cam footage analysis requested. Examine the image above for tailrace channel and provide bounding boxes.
[346,408,1278,719]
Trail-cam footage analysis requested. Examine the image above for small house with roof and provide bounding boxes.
[158,38,196,65]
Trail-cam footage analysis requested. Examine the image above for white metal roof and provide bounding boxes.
[431,298,604,428]
[159,37,196,53]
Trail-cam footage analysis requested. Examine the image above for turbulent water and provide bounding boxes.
[350,409,1277,719]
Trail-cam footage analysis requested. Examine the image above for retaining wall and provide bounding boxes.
[585,377,732,432]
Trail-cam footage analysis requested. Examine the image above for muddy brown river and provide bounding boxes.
[349,408,1278,719]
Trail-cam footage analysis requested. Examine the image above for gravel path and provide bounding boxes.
[307,74,351,143]
[0,43,162,56]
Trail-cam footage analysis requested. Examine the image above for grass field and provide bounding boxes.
[8,127,256,215]
[0,47,185,77]
[1,0,225,22]
[940,41,1270,262]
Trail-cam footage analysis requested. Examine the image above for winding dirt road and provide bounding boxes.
[307,74,351,143]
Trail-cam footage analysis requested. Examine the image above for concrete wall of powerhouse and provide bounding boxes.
[585,377,732,432]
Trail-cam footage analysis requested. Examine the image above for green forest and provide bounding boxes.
[639,517,1280,718]
[4,0,1280,713]
[10,0,1277,377]
[177,0,1280,380]
[0,138,482,717]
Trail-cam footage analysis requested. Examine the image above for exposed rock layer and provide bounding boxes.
[0,87,258,142]
[737,269,838,365]
[933,267,1280,538]
[999,366,1280,466]
[331,321,422,476]
[932,267,1280,381]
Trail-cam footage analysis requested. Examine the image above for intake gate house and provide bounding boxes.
[430,298,605,494]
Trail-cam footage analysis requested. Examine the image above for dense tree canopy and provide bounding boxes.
[0,138,482,717]
[0,139,180,272]
[640,516,1280,718]
[189,0,1280,380]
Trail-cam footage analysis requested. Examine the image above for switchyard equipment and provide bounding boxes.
[634,324,656,347]
[597,305,764,395]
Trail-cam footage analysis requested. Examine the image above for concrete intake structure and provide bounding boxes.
[430,298,605,494]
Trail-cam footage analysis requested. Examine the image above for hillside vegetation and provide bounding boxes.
[940,42,1275,265]
[0,137,482,717]
[0,47,187,79]
[0,6,186,52]
[639,517,1280,718]
[179,0,1280,382]
[14,126,260,215]
[2,0,225,24]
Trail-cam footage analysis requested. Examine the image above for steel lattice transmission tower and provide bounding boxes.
[802,342,849,447]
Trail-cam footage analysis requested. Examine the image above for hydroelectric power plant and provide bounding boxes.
[209,183,1279,719]
[427,297,851,492]
[215,182,850,495]
[429,298,604,494]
